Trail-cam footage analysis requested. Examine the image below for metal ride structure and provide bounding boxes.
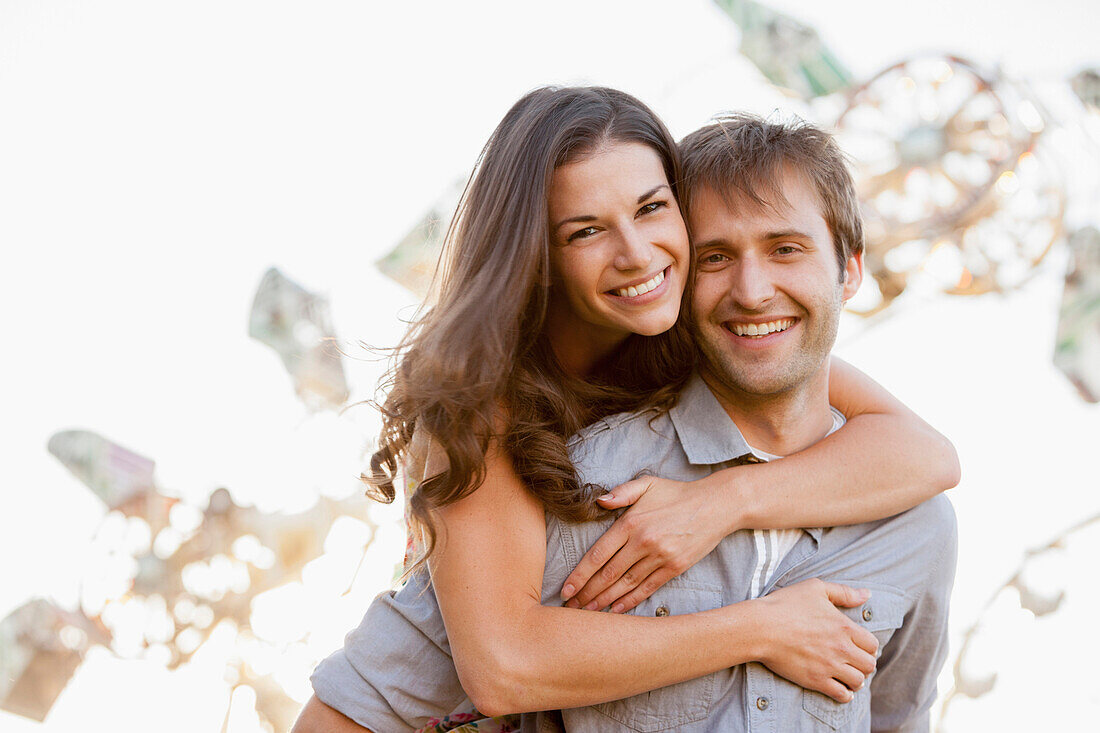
[831,55,1065,315]
[3,429,375,730]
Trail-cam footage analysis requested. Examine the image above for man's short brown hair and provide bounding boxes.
[679,113,864,276]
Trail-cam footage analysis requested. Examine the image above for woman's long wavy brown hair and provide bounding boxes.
[364,86,695,567]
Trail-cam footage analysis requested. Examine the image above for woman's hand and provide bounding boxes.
[561,474,731,612]
[754,579,879,703]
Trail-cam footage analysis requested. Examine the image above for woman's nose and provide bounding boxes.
[614,225,654,271]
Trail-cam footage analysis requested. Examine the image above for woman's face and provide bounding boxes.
[546,142,690,347]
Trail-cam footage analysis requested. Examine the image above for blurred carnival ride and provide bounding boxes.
[3,429,376,730]
[2,269,378,729]
[248,268,349,411]
[833,55,1063,314]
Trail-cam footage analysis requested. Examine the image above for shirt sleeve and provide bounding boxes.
[869,495,959,732]
[309,569,471,732]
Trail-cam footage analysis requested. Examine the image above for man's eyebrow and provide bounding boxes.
[692,229,814,251]
[692,237,728,251]
[763,229,814,241]
[553,184,671,233]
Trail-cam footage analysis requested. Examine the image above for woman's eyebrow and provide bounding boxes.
[636,184,669,203]
[553,185,671,233]
[554,213,597,233]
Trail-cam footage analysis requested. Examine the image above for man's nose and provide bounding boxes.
[613,224,654,272]
[729,257,775,310]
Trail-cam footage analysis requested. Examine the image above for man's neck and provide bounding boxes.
[699,365,836,457]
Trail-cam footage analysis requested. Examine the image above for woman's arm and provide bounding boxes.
[561,357,960,613]
[291,696,373,733]
[734,355,960,528]
[430,441,877,716]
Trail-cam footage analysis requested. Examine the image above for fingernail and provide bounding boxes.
[611,603,625,613]
[597,492,614,502]
[584,601,598,611]
[562,584,575,600]
[860,589,871,600]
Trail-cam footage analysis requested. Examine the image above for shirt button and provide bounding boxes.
[756,696,769,711]
[862,607,873,622]
[655,605,669,617]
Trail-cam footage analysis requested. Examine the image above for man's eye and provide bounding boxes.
[775,245,799,255]
[637,201,667,216]
[699,252,729,265]
[568,226,600,242]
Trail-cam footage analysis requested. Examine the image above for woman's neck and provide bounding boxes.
[544,300,630,377]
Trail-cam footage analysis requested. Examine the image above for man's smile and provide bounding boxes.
[723,318,798,338]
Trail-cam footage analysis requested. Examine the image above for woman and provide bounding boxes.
[295,86,958,732]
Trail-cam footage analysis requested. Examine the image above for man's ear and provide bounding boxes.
[841,250,864,301]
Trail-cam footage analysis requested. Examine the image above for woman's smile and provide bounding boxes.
[605,265,671,302]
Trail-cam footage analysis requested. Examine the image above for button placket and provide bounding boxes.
[746,662,778,733]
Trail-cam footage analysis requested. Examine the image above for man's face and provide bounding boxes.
[688,169,863,399]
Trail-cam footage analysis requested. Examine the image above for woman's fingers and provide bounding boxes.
[566,544,644,608]
[851,625,880,657]
[594,476,652,509]
[823,582,871,608]
[849,644,877,676]
[816,678,856,704]
[560,525,629,602]
[605,566,677,613]
[834,663,866,694]
[584,559,666,613]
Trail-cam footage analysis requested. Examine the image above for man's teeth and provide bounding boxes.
[614,269,665,298]
[729,319,795,337]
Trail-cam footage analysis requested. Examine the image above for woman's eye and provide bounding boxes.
[567,226,600,242]
[637,201,667,216]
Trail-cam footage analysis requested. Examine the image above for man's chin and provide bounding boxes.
[698,356,791,397]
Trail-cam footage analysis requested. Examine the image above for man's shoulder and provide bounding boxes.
[900,493,958,544]
[566,406,681,486]
[568,406,676,452]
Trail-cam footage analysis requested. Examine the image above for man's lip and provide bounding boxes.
[722,316,799,327]
[605,266,670,293]
[720,317,799,343]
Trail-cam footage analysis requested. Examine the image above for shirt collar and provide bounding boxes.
[669,372,762,466]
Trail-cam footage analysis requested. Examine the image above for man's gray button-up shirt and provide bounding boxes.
[312,373,957,732]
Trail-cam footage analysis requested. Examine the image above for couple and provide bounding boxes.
[294,86,958,732]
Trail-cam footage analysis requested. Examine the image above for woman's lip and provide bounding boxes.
[604,266,673,305]
[607,266,670,292]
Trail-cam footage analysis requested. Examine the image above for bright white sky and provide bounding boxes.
[2,0,1099,730]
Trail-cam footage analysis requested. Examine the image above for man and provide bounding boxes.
[296,115,957,732]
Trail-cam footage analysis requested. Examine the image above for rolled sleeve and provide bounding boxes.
[309,570,469,731]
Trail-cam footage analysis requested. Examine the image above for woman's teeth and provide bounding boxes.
[614,269,665,298]
[729,319,795,337]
